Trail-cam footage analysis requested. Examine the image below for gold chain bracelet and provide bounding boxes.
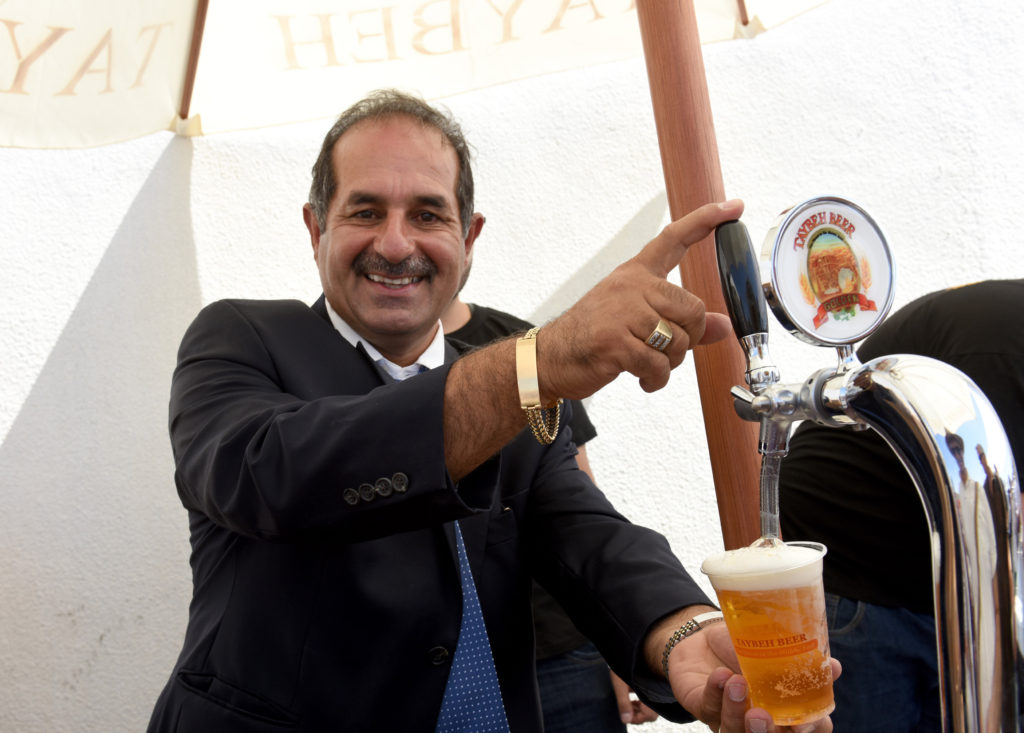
[515,327,562,445]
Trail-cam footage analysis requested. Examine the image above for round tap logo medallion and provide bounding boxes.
[762,197,894,346]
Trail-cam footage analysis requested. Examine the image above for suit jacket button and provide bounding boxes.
[358,483,376,502]
[375,477,393,497]
[342,488,359,505]
[428,646,450,666]
[392,472,409,493]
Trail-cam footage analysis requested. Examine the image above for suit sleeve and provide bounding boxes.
[169,300,499,543]
[521,415,710,721]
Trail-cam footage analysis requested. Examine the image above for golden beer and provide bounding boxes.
[702,542,834,726]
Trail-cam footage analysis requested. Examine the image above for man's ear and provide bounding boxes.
[303,203,321,259]
[464,212,485,259]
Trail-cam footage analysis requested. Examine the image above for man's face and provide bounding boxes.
[304,116,483,364]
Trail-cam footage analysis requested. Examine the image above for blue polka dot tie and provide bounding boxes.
[434,522,510,733]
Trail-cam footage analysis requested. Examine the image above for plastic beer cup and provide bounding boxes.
[701,541,834,726]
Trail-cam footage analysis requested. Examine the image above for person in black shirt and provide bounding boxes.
[779,279,1024,732]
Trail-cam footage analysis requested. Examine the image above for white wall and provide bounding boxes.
[1,0,1020,730]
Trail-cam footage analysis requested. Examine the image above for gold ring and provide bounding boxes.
[645,318,673,351]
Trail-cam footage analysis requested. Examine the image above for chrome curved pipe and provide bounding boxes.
[823,354,1023,732]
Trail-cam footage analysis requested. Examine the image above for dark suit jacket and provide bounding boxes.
[147,297,708,732]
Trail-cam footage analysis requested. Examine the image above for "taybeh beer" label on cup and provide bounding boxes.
[734,631,819,658]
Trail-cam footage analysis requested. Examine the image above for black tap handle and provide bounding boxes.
[715,219,768,340]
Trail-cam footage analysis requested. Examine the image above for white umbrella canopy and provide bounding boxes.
[2,0,826,148]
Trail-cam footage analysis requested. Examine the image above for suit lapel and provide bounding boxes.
[457,512,492,582]
[313,296,487,581]
[443,336,492,579]
[309,294,390,389]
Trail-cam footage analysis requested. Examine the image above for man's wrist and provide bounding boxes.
[645,604,720,678]
[516,327,562,444]
[661,611,725,679]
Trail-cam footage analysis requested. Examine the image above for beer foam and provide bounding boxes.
[701,543,824,591]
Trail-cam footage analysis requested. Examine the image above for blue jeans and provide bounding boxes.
[536,641,626,733]
[826,593,940,732]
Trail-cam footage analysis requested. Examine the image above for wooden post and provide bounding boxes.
[636,0,761,550]
[179,0,210,121]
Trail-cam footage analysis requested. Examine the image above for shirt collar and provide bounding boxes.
[324,299,446,381]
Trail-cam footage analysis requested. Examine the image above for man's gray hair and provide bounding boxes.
[308,89,475,237]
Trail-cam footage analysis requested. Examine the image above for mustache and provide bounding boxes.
[353,251,437,280]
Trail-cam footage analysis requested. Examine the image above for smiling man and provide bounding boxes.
[304,112,485,366]
[147,90,837,733]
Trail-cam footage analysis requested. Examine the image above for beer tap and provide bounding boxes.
[715,219,789,546]
[713,197,1022,732]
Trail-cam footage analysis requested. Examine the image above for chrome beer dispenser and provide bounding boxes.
[714,197,1022,732]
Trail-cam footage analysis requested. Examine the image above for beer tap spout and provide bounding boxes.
[716,218,793,546]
